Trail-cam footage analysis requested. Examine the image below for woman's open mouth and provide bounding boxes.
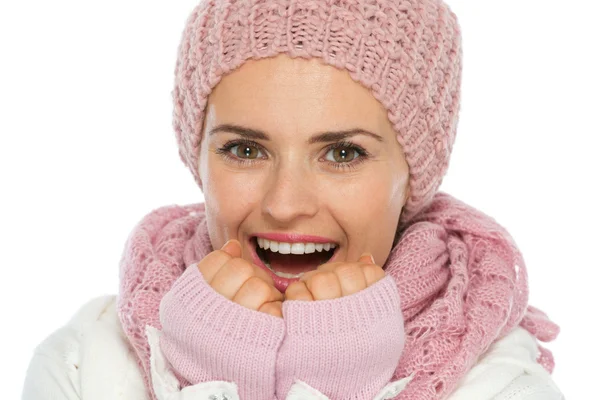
[249,236,339,293]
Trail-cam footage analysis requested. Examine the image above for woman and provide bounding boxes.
[22,0,563,399]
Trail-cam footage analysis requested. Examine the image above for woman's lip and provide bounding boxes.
[252,232,338,244]
[247,237,339,294]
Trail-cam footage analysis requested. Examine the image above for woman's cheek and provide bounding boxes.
[338,173,402,261]
[332,171,393,215]
[209,167,266,219]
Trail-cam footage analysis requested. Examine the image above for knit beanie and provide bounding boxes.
[171,0,463,227]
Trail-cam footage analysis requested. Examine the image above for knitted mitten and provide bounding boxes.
[276,274,405,400]
[158,263,285,400]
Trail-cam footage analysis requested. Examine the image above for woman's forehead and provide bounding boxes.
[206,55,391,137]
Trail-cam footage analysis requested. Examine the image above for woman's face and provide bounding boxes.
[199,54,409,291]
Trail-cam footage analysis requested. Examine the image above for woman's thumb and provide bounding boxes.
[221,239,242,258]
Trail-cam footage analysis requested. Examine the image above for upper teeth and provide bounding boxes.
[257,238,336,254]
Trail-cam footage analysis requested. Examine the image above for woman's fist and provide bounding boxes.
[285,253,385,301]
[197,239,283,317]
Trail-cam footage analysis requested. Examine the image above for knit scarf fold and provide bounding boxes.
[117,191,559,400]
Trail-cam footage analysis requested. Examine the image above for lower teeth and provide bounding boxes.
[265,261,305,279]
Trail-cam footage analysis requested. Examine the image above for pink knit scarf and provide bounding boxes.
[117,191,559,400]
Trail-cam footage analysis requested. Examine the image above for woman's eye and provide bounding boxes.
[231,144,263,159]
[325,146,358,163]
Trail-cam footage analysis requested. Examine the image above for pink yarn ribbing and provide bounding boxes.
[159,263,286,400]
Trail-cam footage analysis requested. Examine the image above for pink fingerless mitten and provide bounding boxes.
[158,263,285,400]
[276,274,405,400]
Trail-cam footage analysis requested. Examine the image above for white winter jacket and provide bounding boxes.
[22,295,564,400]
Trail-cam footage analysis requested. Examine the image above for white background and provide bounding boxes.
[1,0,598,398]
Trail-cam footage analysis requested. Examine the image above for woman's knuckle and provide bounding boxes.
[210,249,233,264]
[363,264,385,281]
[229,258,254,278]
[259,301,281,316]
[246,276,271,297]
[285,281,299,293]
[334,263,361,279]
[198,250,228,270]
[285,281,305,299]
[308,271,336,291]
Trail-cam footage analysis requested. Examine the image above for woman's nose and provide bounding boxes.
[261,163,319,225]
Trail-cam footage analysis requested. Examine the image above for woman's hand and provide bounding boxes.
[275,255,404,399]
[159,239,286,400]
[198,239,283,317]
[285,253,385,301]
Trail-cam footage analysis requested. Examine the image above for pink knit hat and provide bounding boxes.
[171,0,463,227]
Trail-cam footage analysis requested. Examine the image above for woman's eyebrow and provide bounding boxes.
[208,124,383,142]
[209,124,269,140]
[308,130,383,143]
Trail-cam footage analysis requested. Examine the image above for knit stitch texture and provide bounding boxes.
[171,0,463,225]
[275,274,405,399]
[159,263,286,400]
[159,262,405,400]
[116,192,560,400]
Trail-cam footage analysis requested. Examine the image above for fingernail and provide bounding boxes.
[360,252,375,264]
[221,239,232,250]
